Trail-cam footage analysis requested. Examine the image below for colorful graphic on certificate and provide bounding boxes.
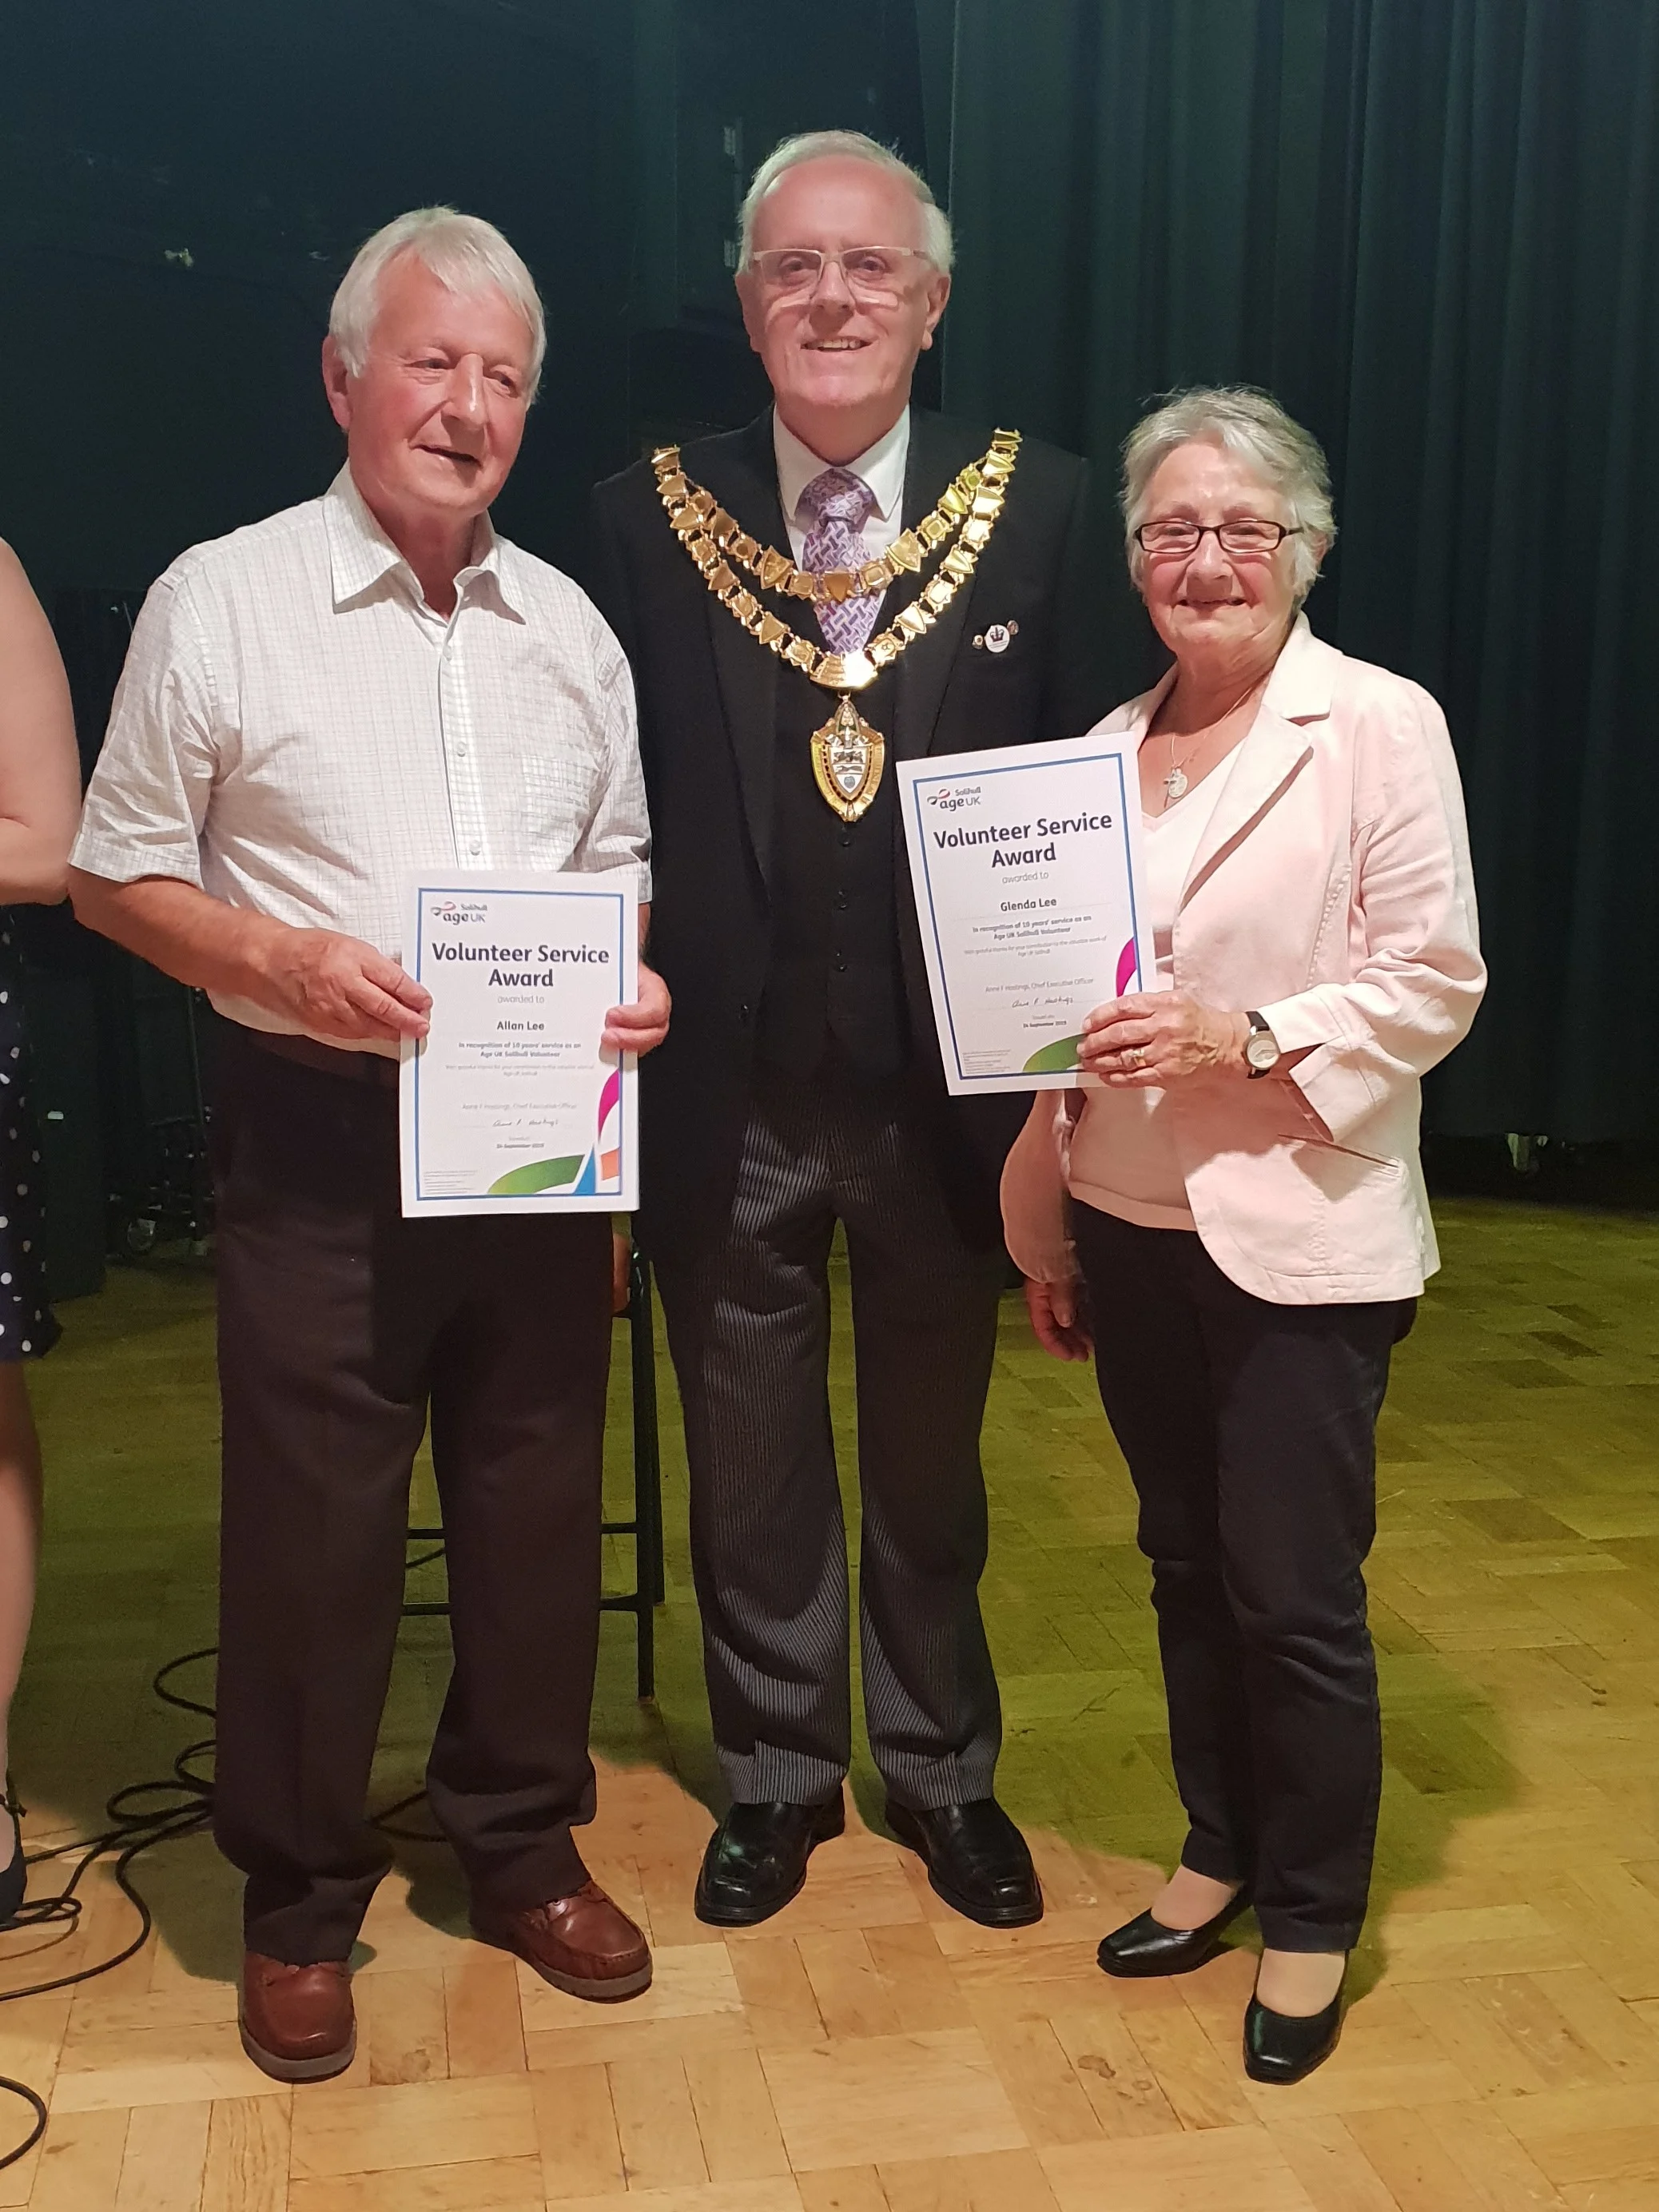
[399,872,638,1216]
[899,738,1154,1095]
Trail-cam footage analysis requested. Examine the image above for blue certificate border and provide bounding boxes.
[409,881,629,1207]
[905,748,1144,1088]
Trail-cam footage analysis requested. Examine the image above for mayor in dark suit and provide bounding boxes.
[592,129,1111,1931]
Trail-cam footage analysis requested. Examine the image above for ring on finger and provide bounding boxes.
[1122,1045,1147,1068]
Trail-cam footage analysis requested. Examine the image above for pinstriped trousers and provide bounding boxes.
[653,1064,1008,1810]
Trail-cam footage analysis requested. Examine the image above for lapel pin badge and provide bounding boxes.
[974,620,1018,654]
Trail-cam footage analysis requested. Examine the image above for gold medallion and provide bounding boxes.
[811,695,885,822]
[651,432,1022,818]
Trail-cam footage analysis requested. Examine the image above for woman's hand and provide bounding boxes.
[1078,993,1247,1087]
[1024,1275,1093,1362]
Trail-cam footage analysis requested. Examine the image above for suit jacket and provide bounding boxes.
[591,405,1113,1262]
[1001,617,1487,1303]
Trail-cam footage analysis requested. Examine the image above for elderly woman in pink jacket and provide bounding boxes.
[1001,387,1484,2084]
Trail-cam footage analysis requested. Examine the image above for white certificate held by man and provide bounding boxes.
[899,737,1153,1094]
[399,871,638,1216]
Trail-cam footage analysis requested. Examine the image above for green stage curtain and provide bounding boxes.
[943,0,1659,1141]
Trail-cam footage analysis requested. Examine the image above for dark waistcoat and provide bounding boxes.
[758,656,908,1079]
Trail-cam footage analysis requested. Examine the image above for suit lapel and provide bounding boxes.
[1177,710,1316,912]
[893,411,989,761]
[692,413,787,889]
[1176,617,1335,909]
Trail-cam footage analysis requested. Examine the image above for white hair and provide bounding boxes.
[328,205,547,400]
[738,130,954,273]
[1121,386,1336,600]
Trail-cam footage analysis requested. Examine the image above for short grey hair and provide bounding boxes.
[328,205,546,400]
[1121,386,1336,600]
[738,130,954,273]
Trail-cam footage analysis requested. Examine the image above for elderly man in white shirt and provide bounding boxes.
[70,207,669,2083]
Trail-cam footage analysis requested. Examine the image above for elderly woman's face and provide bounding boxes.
[1137,441,1301,668]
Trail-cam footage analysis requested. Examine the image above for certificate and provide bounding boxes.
[399,871,637,1216]
[899,737,1152,1094]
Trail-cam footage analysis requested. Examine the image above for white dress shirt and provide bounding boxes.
[773,408,910,565]
[74,468,650,1052]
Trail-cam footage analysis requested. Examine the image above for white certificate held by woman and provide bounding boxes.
[399,872,638,1215]
[898,737,1154,1094]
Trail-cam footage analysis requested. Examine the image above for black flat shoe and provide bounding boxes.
[694,1793,845,1928]
[1243,1964,1347,2084]
[0,1795,24,1929]
[886,1799,1043,1928]
[1097,1885,1251,1979]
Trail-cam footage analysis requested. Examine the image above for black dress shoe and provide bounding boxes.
[1243,1963,1347,2084]
[1097,1886,1251,1979]
[694,1794,845,1927]
[886,1799,1043,1928]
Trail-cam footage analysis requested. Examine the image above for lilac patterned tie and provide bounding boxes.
[798,467,883,655]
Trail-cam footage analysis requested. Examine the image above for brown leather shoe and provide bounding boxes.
[239,1952,356,2082]
[471,1880,651,2002]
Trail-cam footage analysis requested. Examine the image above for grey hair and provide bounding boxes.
[328,205,547,400]
[1121,386,1336,600]
[738,129,954,273]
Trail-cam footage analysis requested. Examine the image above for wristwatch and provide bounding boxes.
[1243,1011,1281,1079]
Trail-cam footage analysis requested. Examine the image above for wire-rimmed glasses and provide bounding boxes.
[746,246,934,304]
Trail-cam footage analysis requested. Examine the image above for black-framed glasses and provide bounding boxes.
[746,246,933,302]
[1135,519,1301,556]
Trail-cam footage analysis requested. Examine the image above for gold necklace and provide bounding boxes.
[652,432,1020,820]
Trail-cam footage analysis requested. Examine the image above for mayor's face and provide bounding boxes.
[738,157,949,432]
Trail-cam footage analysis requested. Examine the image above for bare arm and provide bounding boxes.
[0,543,82,904]
[66,870,431,1044]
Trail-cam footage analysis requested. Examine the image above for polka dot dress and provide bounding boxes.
[0,925,58,1364]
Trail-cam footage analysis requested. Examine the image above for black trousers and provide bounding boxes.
[210,1030,613,1963]
[653,1063,1007,1811]
[1072,1203,1414,1952]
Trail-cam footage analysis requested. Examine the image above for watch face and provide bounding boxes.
[1246,1029,1279,1069]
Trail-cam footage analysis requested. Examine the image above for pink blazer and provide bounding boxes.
[1000,616,1486,1304]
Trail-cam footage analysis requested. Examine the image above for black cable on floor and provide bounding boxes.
[0,1537,449,2169]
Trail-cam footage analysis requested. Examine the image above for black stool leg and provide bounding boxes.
[628,1250,664,1698]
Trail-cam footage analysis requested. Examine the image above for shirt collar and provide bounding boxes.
[773,408,911,529]
[322,466,522,618]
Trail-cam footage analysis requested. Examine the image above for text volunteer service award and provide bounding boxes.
[399,872,638,1216]
[899,738,1153,1095]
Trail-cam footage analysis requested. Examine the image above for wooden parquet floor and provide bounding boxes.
[7,1198,1659,2210]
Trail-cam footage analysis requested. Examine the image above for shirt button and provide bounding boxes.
[468,841,482,856]
[456,742,468,756]
[834,891,849,911]
[833,955,848,973]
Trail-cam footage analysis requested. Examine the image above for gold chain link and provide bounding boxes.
[651,432,1022,693]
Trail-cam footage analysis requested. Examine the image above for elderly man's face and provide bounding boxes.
[737,157,949,439]
[323,253,534,536]
[1137,441,1304,666]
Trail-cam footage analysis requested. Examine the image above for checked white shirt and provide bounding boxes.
[73,467,651,1054]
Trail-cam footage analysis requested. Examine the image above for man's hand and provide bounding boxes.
[1078,993,1247,1087]
[252,926,432,1044]
[1024,1275,1093,1362]
[603,957,670,1057]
